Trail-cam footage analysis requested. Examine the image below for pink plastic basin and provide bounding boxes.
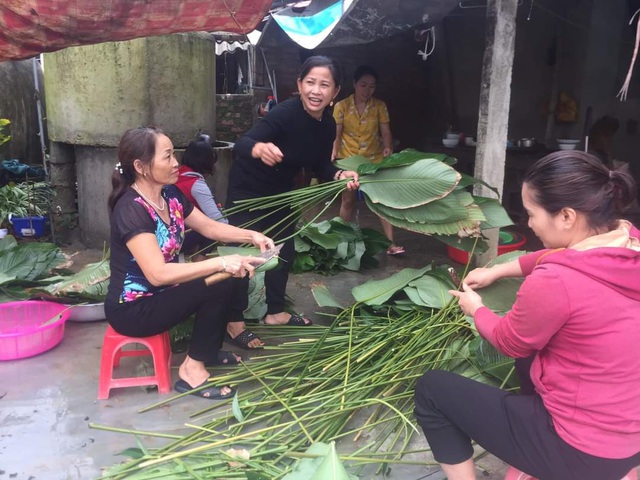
[0,301,70,360]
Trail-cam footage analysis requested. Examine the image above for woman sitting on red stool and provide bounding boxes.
[105,126,273,399]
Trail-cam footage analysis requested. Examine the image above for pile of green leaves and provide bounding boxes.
[336,150,513,254]
[94,254,524,479]
[292,217,390,275]
[0,235,109,304]
[223,150,513,255]
[0,181,54,228]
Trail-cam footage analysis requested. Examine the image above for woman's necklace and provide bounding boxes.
[132,183,165,211]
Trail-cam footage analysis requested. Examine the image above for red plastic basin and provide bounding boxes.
[447,230,527,264]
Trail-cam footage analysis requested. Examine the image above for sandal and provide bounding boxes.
[225,330,264,350]
[386,245,405,255]
[205,350,241,367]
[174,379,235,400]
[263,313,313,326]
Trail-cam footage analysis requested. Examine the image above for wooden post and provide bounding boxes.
[473,0,518,266]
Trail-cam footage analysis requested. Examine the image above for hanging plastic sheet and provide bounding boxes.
[0,0,272,62]
[263,0,460,49]
[272,0,353,50]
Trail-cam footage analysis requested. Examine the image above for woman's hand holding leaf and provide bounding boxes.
[449,282,485,316]
[463,267,498,289]
[342,170,359,190]
[249,231,275,252]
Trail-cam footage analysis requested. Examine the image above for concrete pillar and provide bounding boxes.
[48,141,77,240]
[43,34,216,247]
[474,0,518,265]
[209,141,235,206]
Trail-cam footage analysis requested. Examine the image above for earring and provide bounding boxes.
[330,100,334,107]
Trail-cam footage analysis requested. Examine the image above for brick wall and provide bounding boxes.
[215,93,258,142]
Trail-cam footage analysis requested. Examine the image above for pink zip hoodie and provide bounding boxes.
[475,223,640,459]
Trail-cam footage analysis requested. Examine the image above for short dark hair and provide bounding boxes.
[524,150,636,230]
[181,134,217,175]
[298,55,341,88]
[353,65,378,82]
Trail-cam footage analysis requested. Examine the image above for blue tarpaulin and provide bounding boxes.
[0,160,45,186]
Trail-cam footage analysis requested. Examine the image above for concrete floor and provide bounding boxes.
[0,203,536,480]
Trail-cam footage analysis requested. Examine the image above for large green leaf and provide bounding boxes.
[217,246,280,273]
[44,258,110,299]
[359,159,460,209]
[0,241,66,281]
[299,223,342,250]
[407,274,454,309]
[469,336,518,389]
[311,284,345,309]
[474,250,526,314]
[244,271,267,320]
[368,194,469,225]
[282,442,357,480]
[0,235,17,252]
[342,239,366,271]
[294,236,312,252]
[333,154,370,172]
[356,149,457,175]
[352,266,431,305]
[457,172,500,197]
[0,272,16,286]
[366,197,483,236]
[474,196,515,229]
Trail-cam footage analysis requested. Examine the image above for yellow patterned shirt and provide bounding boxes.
[333,95,390,163]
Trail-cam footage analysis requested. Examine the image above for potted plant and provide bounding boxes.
[0,181,53,238]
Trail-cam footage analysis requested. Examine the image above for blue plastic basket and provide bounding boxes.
[10,216,47,238]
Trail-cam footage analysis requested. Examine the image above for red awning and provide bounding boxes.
[0,0,272,62]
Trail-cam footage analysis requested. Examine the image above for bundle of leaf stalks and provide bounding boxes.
[221,149,513,254]
[95,260,520,479]
[292,217,391,274]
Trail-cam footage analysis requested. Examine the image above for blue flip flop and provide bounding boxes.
[174,379,235,400]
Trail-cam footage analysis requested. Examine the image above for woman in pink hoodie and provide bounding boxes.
[414,151,640,480]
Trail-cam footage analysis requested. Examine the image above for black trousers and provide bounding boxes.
[105,277,241,364]
[225,191,296,316]
[413,368,640,480]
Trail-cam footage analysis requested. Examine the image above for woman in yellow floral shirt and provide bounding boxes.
[332,65,404,255]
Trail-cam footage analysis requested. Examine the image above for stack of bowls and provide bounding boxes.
[443,133,460,148]
[557,139,580,150]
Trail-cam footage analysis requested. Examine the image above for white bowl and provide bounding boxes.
[442,138,459,148]
[445,133,460,140]
[67,303,106,322]
[557,144,577,150]
[557,139,580,145]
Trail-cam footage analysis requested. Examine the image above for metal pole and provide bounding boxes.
[32,55,55,243]
[32,56,48,174]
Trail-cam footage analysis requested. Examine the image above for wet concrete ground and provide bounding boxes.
[0,202,541,480]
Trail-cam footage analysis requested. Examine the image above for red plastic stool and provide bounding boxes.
[98,325,172,399]
[505,465,637,480]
